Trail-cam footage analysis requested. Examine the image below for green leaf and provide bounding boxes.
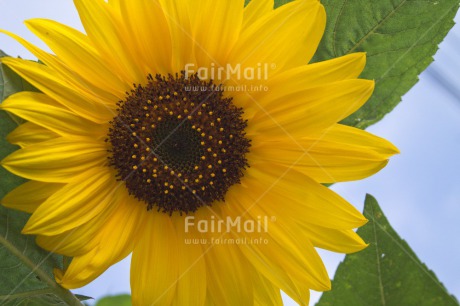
[1,53,38,105]
[0,52,84,305]
[316,194,459,306]
[274,0,293,7]
[75,294,93,302]
[312,0,459,129]
[95,294,131,306]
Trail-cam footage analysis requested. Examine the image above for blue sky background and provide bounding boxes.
[0,1,459,305]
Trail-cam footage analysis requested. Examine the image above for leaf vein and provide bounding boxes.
[332,0,350,58]
[370,204,386,306]
[347,0,408,54]
[372,218,460,304]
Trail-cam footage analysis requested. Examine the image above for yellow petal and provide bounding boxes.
[158,0,196,71]
[1,181,63,213]
[131,213,178,306]
[36,225,100,257]
[1,92,107,138]
[197,198,308,305]
[1,27,124,103]
[116,0,172,76]
[23,19,129,96]
[7,122,59,148]
[22,167,116,235]
[224,191,331,293]
[171,217,206,306]
[265,53,367,100]
[73,0,144,83]
[251,267,283,306]
[36,214,103,257]
[107,0,121,8]
[229,0,325,75]
[311,123,400,158]
[56,188,147,288]
[242,164,368,229]
[250,128,395,183]
[248,79,375,138]
[203,294,215,306]
[301,224,368,254]
[243,0,274,29]
[221,218,310,304]
[204,243,254,306]
[188,0,244,67]
[35,185,128,257]
[0,57,114,123]
[1,137,107,183]
[230,53,366,117]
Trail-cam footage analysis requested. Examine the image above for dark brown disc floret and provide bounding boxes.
[107,73,251,214]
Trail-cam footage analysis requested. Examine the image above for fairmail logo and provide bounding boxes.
[184,63,276,81]
[184,215,276,233]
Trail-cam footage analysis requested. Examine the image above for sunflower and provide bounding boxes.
[0,0,398,305]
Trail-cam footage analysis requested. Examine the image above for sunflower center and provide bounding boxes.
[107,73,251,214]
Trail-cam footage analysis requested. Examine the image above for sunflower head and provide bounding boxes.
[107,72,251,214]
[0,0,398,305]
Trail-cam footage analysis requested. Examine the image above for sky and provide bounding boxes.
[0,1,459,305]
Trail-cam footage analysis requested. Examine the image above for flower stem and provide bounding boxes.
[0,236,84,305]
